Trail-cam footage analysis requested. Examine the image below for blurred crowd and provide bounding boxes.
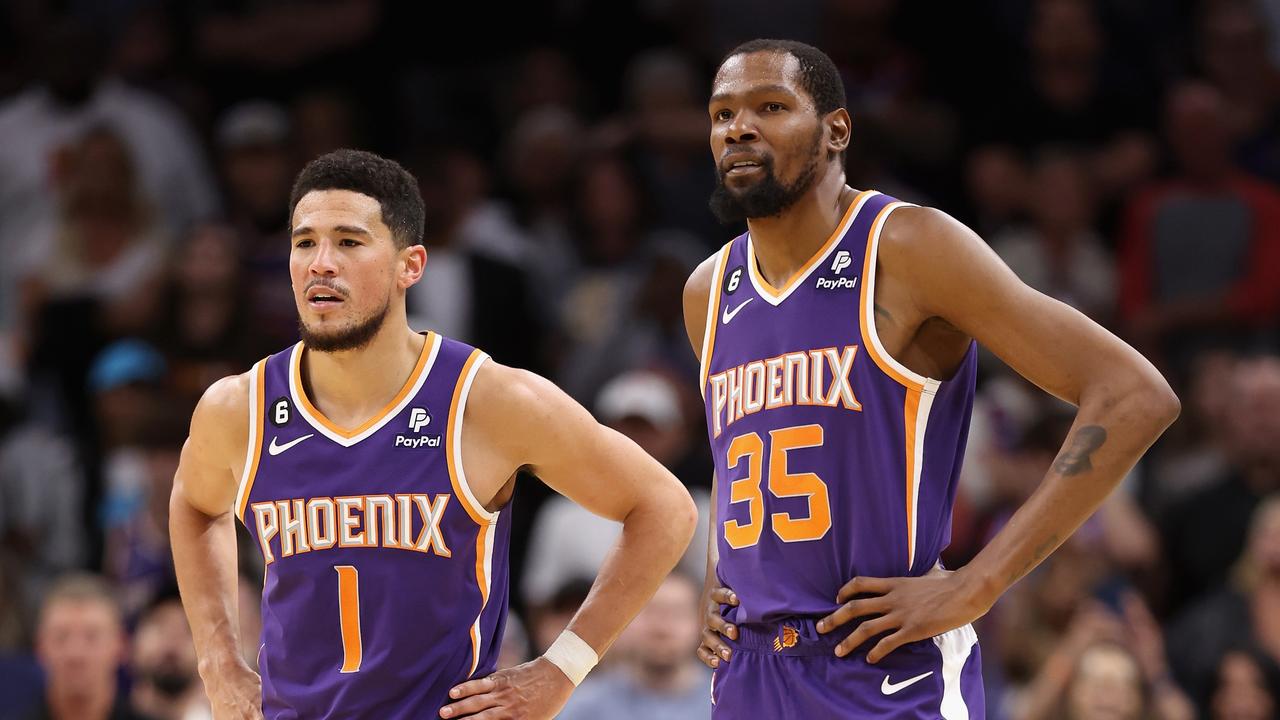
[0,1,1278,719]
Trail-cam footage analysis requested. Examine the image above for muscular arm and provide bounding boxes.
[821,207,1179,661]
[170,374,263,717]
[440,360,698,717]
[891,208,1178,598]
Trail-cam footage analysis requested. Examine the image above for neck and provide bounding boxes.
[302,316,426,427]
[745,167,855,288]
[631,658,700,694]
[48,682,115,720]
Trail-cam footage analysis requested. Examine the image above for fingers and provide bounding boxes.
[867,630,910,664]
[709,587,739,606]
[706,602,738,641]
[697,643,722,669]
[835,615,899,658]
[835,576,895,603]
[446,677,496,701]
[817,595,891,634]
[701,627,733,664]
[439,693,500,719]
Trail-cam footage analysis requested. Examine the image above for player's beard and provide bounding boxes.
[708,127,824,224]
[299,294,392,353]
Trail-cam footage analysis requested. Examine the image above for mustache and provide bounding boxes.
[304,278,350,298]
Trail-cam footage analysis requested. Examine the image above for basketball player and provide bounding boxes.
[170,150,698,719]
[686,40,1179,718]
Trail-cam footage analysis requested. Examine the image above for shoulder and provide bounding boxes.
[682,248,727,356]
[188,371,253,455]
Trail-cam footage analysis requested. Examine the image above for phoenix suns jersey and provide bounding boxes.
[699,190,978,626]
[236,332,511,719]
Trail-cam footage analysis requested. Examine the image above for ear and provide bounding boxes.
[399,244,427,289]
[825,108,851,156]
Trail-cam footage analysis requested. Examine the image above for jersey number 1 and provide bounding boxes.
[335,565,362,673]
[723,424,832,548]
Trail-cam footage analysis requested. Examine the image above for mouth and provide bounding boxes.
[721,155,767,179]
[305,285,347,310]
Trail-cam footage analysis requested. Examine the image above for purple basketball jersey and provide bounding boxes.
[699,191,983,716]
[236,333,511,719]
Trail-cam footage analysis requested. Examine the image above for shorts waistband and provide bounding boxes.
[730,617,845,657]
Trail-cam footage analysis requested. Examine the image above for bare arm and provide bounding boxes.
[441,360,698,718]
[821,207,1179,661]
[681,254,741,669]
[170,374,263,719]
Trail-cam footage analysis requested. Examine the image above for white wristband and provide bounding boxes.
[543,630,599,686]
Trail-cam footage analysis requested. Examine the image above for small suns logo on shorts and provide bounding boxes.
[772,625,800,652]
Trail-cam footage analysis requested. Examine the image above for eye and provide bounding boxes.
[339,238,361,247]
[294,239,314,248]
[714,109,732,122]
[764,102,785,113]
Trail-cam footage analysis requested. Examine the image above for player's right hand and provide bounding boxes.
[696,585,739,669]
[205,661,265,720]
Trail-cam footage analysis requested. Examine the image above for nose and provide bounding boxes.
[725,111,758,145]
[308,240,339,276]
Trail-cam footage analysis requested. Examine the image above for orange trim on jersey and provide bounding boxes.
[446,349,489,526]
[903,386,922,570]
[468,524,492,676]
[857,202,924,392]
[237,362,267,521]
[700,243,733,394]
[290,332,434,439]
[748,191,868,300]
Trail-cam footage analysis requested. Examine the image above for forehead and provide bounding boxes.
[711,51,805,102]
[292,189,386,231]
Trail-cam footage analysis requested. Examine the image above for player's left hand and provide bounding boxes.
[439,657,574,719]
[815,567,992,663]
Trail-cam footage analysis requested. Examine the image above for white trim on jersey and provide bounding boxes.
[908,381,939,570]
[934,623,979,719]
[698,243,731,398]
[450,353,498,525]
[288,333,443,447]
[235,359,265,516]
[861,201,935,389]
[468,518,499,676]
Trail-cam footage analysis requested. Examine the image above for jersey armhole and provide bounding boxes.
[857,201,942,396]
[447,349,499,526]
[698,242,734,398]
[235,360,267,522]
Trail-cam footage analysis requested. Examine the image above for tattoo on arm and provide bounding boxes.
[1008,532,1060,584]
[1051,425,1107,476]
[874,304,893,323]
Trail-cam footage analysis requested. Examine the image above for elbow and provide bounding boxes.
[674,487,699,546]
[1138,374,1181,434]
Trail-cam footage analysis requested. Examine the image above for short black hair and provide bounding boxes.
[289,149,424,249]
[718,39,846,116]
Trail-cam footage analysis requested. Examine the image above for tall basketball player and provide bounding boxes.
[686,40,1179,718]
[170,150,698,720]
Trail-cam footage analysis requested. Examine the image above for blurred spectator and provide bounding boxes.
[1147,349,1238,508]
[1118,82,1280,374]
[103,402,187,620]
[990,149,1115,322]
[558,572,711,720]
[1160,356,1280,612]
[496,612,530,671]
[26,574,153,720]
[980,0,1158,201]
[1017,598,1193,720]
[150,222,261,403]
[129,598,209,720]
[522,370,711,609]
[0,17,216,334]
[528,579,593,657]
[964,146,1030,237]
[0,389,85,650]
[1167,494,1280,704]
[290,89,363,162]
[1197,0,1280,185]
[405,146,544,372]
[215,101,298,348]
[1205,648,1280,720]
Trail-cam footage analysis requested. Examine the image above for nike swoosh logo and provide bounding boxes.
[721,298,753,324]
[881,671,933,695]
[268,434,314,456]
